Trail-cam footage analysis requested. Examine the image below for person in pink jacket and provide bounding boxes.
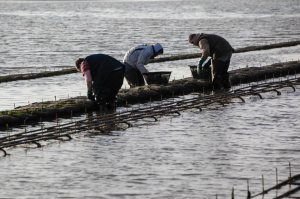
[75,54,125,105]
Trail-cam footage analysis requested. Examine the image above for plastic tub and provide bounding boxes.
[143,71,172,85]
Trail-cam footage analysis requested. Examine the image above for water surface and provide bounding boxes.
[1,0,300,198]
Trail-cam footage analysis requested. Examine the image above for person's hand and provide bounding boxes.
[197,59,204,75]
[203,58,211,70]
[87,89,95,101]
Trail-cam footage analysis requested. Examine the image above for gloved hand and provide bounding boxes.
[197,59,204,75]
[87,89,95,101]
[203,58,211,70]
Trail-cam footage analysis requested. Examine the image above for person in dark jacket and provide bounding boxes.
[75,54,125,103]
[188,33,234,89]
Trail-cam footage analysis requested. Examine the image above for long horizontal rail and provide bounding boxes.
[1,77,300,156]
[1,40,299,84]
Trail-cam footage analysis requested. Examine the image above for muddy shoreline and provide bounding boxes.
[1,60,300,127]
[1,41,299,84]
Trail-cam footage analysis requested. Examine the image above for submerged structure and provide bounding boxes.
[0,42,300,198]
[1,77,300,156]
[1,60,300,127]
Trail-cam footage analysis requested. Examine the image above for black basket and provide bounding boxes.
[142,71,172,85]
[189,65,211,80]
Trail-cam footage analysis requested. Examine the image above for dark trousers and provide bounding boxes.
[96,68,125,102]
[211,59,231,89]
[124,69,145,87]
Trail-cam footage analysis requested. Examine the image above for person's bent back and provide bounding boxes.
[123,43,163,87]
[75,54,125,104]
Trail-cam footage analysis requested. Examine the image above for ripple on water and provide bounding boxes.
[1,1,300,198]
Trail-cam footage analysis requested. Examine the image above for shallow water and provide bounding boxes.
[1,0,300,198]
[1,46,300,111]
[1,0,300,75]
[1,87,300,198]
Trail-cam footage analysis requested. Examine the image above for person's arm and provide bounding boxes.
[84,70,95,101]
[136,48,152,73]
[80,60,95,101]
[84,70,92,90]
[199,38,210,61]
[196,39,210,75]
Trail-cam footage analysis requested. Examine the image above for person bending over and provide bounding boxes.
[188,33,234,89]
[75,54,125,104]
[123,43,163,87]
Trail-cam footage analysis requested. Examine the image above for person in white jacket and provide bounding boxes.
[123,43,163,87]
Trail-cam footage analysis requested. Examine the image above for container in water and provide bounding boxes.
[142,71,172,85]
[189,65,211,80]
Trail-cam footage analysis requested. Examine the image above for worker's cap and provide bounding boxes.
[153,43,163,54]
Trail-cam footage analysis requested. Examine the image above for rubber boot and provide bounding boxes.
[96,99,108,111]
[212,75,223,89]
[221,74,231,88]
[221,60,231,88]
[211,59,224,89]
[105,102,115,110]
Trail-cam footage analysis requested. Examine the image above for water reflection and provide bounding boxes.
[1,85,300,198]
[1,0,300,198]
